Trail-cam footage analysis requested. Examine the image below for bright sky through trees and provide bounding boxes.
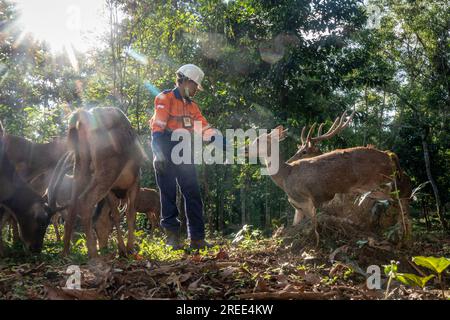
[13,0,110,53]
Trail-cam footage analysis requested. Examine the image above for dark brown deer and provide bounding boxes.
[50,107,146,258]
[247,125,411,246]
[0,122,55,254]
[0,128,68,248]
[47,171,126,252]
[2,134,67,182]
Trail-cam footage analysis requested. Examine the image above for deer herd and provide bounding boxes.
[0,107,412,259]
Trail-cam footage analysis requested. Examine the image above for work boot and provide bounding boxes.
[189,239,213,251]
[165,229,183,250]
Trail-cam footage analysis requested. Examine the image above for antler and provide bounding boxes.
[300,110,355,146]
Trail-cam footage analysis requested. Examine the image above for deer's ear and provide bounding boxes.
[269,126,288,141]
[279,128,288,141]
[271,125,284,137]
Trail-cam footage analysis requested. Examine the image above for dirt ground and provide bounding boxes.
[1,218,449,300]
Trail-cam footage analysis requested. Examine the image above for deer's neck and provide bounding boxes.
[262,154,291,191]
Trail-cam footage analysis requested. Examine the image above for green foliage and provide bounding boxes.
[383,260,399,299]
[136,233,185,262]
[231,224,265,250]
[384,256,450,298]
[395,273,434,289]
[412,256,450,275]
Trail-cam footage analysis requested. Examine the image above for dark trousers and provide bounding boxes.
[152,132,205,240]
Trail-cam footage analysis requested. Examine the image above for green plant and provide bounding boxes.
[321,275,338,285]
[395,273,435,289]
[231,225,264,250]
[412,256,450,298]
[383,260,399,299]
[137,235,185,262]
[384,256,450,299]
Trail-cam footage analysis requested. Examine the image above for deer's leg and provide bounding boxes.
[81,189,121,258]
[67,183,105,258]
[0,209,5,257]
[126,182,139,254]
[11,217,20,244]
[78,202,98,258]
[108,196,127,257]
[63,205,76,256]
[302,200,319,247]
[63,168,90,256]
[0,235,3,257]
[145,211,152,232]
[147,211,160,232]
[292,199,319,247]
[293,209,305,225]
[94,200,113,251]
[52,214,61,242]
[311,207,319,247]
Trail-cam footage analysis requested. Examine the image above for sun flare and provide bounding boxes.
[13,0,108,53]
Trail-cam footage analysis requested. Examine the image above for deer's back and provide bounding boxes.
[136,188,160,213]
[69,108,146,168]
[287,147,398,205]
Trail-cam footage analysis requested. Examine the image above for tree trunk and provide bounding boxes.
[135,66,141,135]
[218,166,227,234]
[108,1,117,104]
[202,166,215,235]
[363,87,368,146]
[241,181,246,226]
[265,180,270,231]
[421,131,447,230]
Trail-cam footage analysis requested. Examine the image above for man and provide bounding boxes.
[149,64,224,250]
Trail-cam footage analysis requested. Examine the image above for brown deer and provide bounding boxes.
[50,107,146,258]
[136,188,161,231]
[246,125,411,246]
[1,134,67,182]
[47,174,159,251]
[46,172,123,250]
[0,130,68,247]
[0,122,56,254]
[91,187,161,250]
[286,111,412,236]
[0,169,61,248]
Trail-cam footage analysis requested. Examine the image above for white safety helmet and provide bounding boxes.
[176,64,204,91]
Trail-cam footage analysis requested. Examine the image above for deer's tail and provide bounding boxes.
[47,151,72,211]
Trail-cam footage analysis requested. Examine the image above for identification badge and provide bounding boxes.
[182,116,193,128]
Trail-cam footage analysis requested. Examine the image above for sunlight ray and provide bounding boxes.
[125,48,148,65]
[64,43,79,72]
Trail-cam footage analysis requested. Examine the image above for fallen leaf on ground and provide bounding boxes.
[215,249,229,260]
[45,286,105,300]
[304,273,322,285]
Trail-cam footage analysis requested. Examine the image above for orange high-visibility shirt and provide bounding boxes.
[149,88,215,139]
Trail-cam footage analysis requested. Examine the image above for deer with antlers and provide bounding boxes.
[287,111,356,163]
[246,113,411,246]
